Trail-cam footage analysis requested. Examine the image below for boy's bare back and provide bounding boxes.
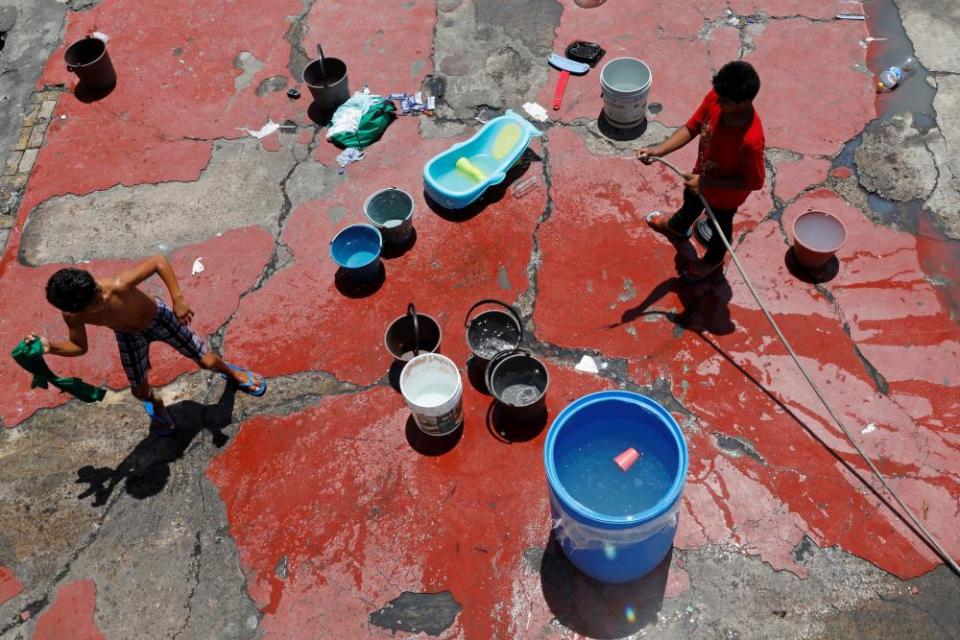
[67,276,159,334]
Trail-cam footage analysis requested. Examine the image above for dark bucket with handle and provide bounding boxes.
[302,45,349,117]
[65,37,117,93]
[384,304,442,362]
[485,349,549,422]
[465,299,523,362]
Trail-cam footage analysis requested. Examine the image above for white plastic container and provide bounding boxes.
[400,354,464,436]
[600,58,652,129]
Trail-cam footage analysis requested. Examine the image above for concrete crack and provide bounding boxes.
[171,531,203,640]
[209,127,320,350]
[283,0,318,79]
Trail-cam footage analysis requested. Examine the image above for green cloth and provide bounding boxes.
[327,92,395,149]
[11,340,106,403]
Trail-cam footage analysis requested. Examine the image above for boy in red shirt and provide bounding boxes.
[638,60,765,281]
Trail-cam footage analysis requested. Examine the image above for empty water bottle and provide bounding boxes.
[512,175,539,198]
[877,56,917,92]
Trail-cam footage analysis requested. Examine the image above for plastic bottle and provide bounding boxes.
[512,175,539,198]
[877,56,917,92]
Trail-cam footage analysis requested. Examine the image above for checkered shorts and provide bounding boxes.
[115,298,208,386]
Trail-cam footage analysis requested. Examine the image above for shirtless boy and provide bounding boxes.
[26,254,266,434]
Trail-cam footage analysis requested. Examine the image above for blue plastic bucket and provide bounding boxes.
[544,390,688,583]
[330,224,383,283]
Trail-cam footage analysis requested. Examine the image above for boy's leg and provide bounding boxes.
[131,380,167,415]
[197,351,265,390]
[667,188,706,235]
[702,206,737,265]
[116,330,175,433]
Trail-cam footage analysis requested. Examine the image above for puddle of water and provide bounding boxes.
[862,0,937,133]
[830,0,958,261]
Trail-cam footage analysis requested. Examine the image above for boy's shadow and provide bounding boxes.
[612,247,735,335]
[75,385,237,506]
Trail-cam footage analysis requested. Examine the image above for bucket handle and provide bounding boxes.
[407,303,420,357]
[464,299,524,342]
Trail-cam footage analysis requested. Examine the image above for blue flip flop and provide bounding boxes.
[220,364,268,397]
[143,400,177,437]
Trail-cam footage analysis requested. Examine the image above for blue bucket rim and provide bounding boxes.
[329,223,383,268]
[544,390,688,528]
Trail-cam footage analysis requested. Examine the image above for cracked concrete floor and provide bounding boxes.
[0,0,959,638]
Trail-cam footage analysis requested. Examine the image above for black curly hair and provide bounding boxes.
[712,61,761,103]
[46,268,99,313]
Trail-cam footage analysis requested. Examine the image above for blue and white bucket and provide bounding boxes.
[330,223,383,283]
[544,390,688,583]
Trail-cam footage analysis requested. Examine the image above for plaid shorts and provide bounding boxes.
[115,298,208,386]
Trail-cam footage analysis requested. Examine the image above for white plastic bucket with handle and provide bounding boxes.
[600,57,652,129]
[400,353,464,436]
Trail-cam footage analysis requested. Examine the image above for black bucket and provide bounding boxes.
[302,57,349,116]
[485,349,549,423]
[465,299,523,362]
[65,37,117,94]
[384,303,442,362]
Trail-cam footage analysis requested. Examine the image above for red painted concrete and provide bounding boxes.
[1,0,307,275]
[730,0,838,20]
[542,0,736,127]
[748,19,875,156]
[224,116,547,385]
[33,579,105,640]
[773,155,831,203]
[0,567,23,605]
[208,366,623,637]
[2,0,959,633]
[0,227,273,426]
[535,127,959,578]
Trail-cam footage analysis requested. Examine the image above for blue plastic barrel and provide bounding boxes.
[544,390,688,583]
[330,223,383,283]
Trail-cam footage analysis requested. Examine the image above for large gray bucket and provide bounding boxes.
[364,188,414,245]
[600,58,652,129]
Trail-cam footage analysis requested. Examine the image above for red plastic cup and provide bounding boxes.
[614,447,640,471]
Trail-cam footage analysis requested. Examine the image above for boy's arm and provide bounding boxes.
[638,92,709,163]
[637,127,693,163]
[29,314,89,357]
[117,254,194,324]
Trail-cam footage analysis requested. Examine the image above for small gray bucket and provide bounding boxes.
[364,188,414,245]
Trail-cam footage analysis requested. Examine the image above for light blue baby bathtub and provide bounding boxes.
[423,109,542,210]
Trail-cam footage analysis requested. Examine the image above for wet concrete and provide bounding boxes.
[0,0,958,637]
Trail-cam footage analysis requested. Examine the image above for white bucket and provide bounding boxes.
[400,353,464,436]
[600,58,652,129]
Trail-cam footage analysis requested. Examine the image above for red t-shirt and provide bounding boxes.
[684,89,765,209]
